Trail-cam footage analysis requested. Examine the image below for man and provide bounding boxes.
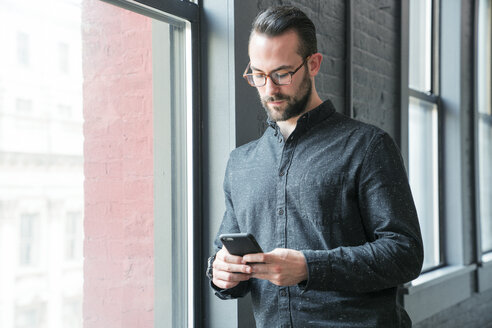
[206,6,423,327]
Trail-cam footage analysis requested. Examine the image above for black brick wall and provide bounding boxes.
[352,0,400,138]
[253,0,401,139]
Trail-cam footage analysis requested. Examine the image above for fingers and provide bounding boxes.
[216,247,244,264]
[212,269,251,289]
[242,252,268,263]
[212,247,252,289]
[246,249,308,286]
[214,260,252,274]
[249,263,276,274]
[213,270,251,284]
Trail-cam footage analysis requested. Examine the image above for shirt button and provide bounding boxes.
[280,290,287,297]
[279,171,284,177]
[278,209,284,215]
[278,138,283,143]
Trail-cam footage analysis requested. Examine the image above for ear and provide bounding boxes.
[307,53,323,77]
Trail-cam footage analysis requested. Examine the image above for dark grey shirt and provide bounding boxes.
[212,100,423,327]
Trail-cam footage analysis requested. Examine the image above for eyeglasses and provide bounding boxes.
[242,56,310,87]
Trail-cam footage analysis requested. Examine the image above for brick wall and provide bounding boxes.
[352,0,400,138]
[82,1,154,327]
[255,0,400,139]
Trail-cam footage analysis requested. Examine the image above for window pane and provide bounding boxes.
[478,0,492,253]
[478,117,492,252]
[64,211,82,261]
[478,0,491,116]
[17,32,30,67]
[409,97,440,270]
[81,1,193,326]
[153,20,192,327]
[0,0,83,327]
[409,0,432,92]
[15,303,46,328]
[19,214,38,266]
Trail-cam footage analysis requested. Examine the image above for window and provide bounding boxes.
[0,0,84,327]
[19,213,39,267]
[151,14,195,328]
[62,297,82,328]
[81,0,199,326]
[15,303,46,328]
[477,0,492,254]
[15,98,32,114]
[16,32,30,67]
[408,0,441,271]
[64,211,82,261]
[58,42,70,74]
[57,104,72,119]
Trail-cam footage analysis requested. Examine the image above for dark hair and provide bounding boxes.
[251,6,317,58]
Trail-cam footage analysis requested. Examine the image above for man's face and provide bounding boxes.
[248,30,312,122]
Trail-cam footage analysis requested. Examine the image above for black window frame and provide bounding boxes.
[98,0,202,326]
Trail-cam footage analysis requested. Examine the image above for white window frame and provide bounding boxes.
[475,0,492,293]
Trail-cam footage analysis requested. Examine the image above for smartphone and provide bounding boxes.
[219,233,263,257]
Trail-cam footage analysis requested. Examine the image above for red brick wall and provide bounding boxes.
[82,1,154,327]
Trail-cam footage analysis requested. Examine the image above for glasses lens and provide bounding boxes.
[245,74,266,87]
[245,75,255,86]
[272,72,291,85]
[251,74,266,87]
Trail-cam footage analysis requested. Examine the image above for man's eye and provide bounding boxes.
[274,72,289,79]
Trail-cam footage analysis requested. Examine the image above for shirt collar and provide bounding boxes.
[267,99,336,132]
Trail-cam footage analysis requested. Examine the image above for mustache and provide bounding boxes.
[261,94,289,103]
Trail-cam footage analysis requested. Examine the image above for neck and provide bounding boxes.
[277,92,323,139]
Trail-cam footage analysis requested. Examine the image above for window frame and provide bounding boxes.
[99,0,201,326]
[19,213,39,267]
[407,0,444,273]
[401,0,482,324]
[474,0,492,293]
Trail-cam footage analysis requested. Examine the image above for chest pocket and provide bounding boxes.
[299,171,345,231]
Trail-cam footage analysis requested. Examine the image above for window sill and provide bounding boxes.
[401,264,476,324]
[478,253,492,292]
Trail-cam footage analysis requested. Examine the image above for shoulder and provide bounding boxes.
[229,138,261,161]
[227,130,271,168]
[325,112,395,149]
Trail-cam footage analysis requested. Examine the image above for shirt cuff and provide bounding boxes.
[210,280,250,300]
[299,250,331,292]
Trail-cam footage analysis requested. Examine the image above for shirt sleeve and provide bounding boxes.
[208,154,252,299]
[300,132,424,293]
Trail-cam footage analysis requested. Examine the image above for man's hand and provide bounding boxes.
[212,247,252,289]
[243,248,308,286]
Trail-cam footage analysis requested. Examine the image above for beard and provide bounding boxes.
[260,69,312,122]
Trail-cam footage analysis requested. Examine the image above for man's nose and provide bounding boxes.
[264,76,280,96]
